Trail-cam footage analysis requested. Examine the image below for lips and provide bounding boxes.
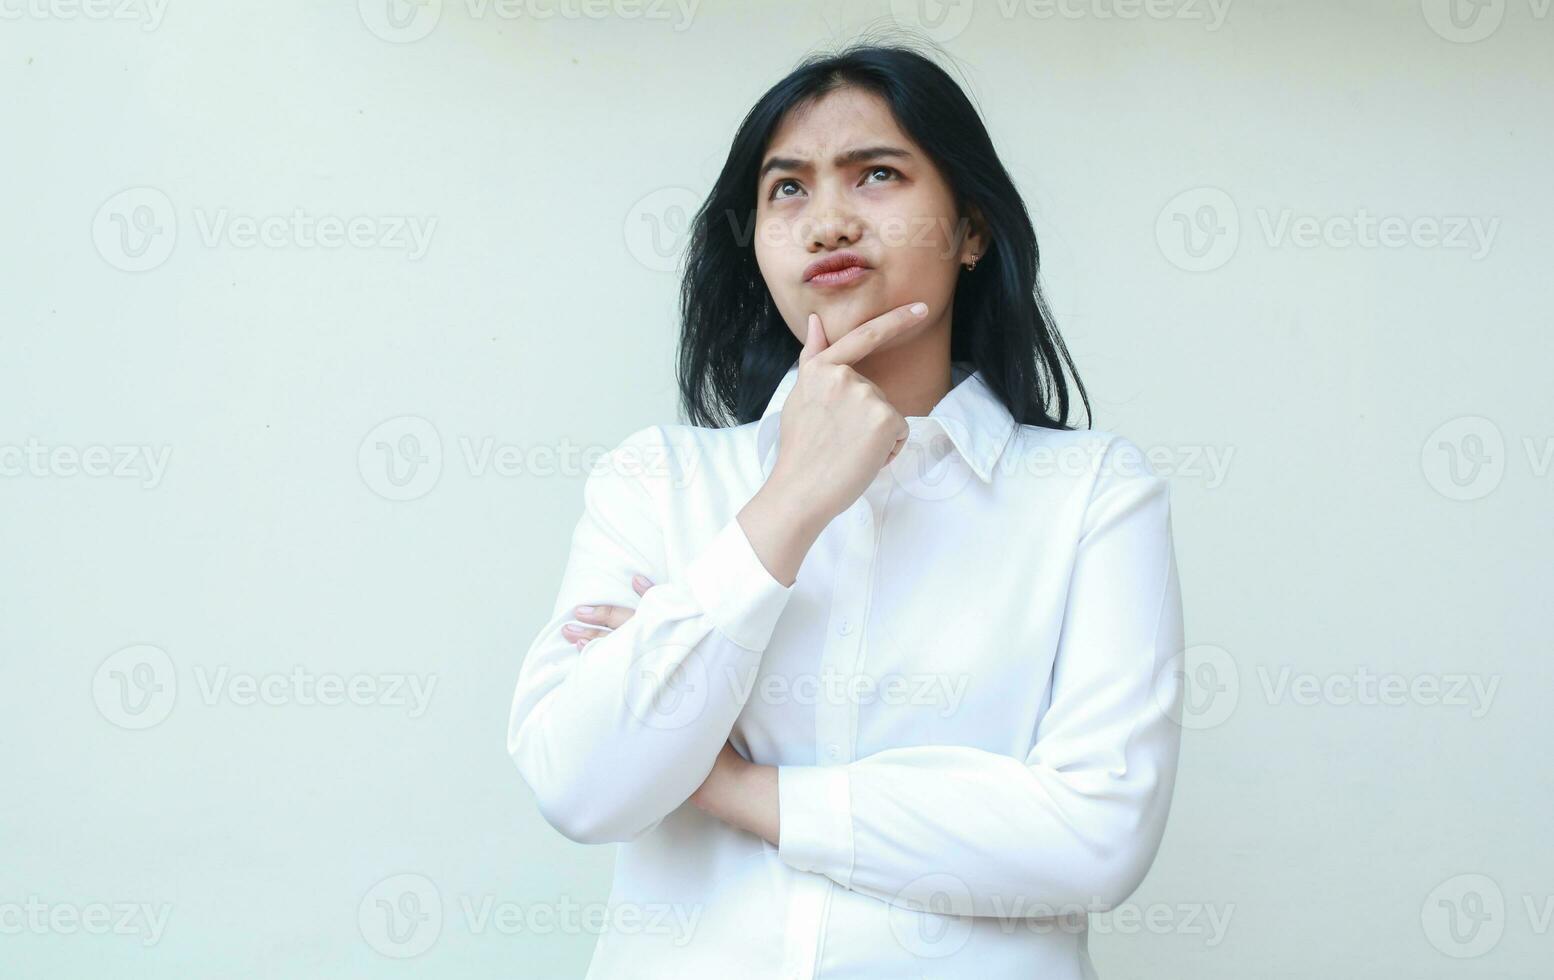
[803,252,871,282]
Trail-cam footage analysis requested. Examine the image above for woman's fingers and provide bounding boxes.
[561,574,654,649]
[798,312,830,365]
[571,604,633,629]
[813,301,930,368]
[561,622,608,648]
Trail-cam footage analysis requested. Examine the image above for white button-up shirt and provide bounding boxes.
[507,359,1185,979]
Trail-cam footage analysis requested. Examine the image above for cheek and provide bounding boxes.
[881,233,958,301]
[876,201,953,267]
[755,246,788,297]
[754,216,787,279]
[754,242,784,291]
[753,239,806,340]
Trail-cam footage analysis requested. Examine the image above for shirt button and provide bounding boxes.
[837,619,853,636]
[855,508,868,525]
[826,743,841,760]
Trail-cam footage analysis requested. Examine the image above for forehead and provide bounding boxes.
[763,86,910,159]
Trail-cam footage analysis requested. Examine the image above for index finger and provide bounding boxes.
[813,302,930,367]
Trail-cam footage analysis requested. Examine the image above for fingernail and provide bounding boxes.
[909,302,927,315]
[575,605,596,615]
[562,623,582,634]
[632,574,651,587]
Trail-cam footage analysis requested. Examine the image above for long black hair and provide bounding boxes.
[676,37,1090,433]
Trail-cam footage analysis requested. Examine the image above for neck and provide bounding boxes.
[849,321,955,420]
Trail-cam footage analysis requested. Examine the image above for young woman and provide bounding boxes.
[508,41,1185,980]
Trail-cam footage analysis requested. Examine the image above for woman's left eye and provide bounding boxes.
[863,166,898,184]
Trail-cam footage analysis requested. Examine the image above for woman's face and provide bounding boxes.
[753,86,983,351]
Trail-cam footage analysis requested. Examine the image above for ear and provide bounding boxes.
[959,204,989,265]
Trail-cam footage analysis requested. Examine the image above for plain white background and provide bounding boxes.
[2,0,1550,976]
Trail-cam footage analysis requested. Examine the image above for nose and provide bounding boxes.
[803,185,864,251]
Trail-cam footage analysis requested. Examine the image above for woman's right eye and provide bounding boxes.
[770,179,802,201]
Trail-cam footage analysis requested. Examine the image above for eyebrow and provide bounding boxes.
[757,145,913,183]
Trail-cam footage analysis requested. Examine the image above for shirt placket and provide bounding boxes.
[784,473,894,980]
[818,476,891,765]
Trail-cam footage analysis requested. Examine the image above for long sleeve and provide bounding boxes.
[775,435,1185,917]
[508,425,797,845]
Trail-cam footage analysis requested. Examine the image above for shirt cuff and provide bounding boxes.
[683,513,796,652]
[776,764,854,887]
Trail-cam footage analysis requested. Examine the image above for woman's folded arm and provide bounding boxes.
[776,440,1186,916]
[508,425,797,844]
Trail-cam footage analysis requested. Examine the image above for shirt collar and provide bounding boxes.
[752,359,1018,484]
